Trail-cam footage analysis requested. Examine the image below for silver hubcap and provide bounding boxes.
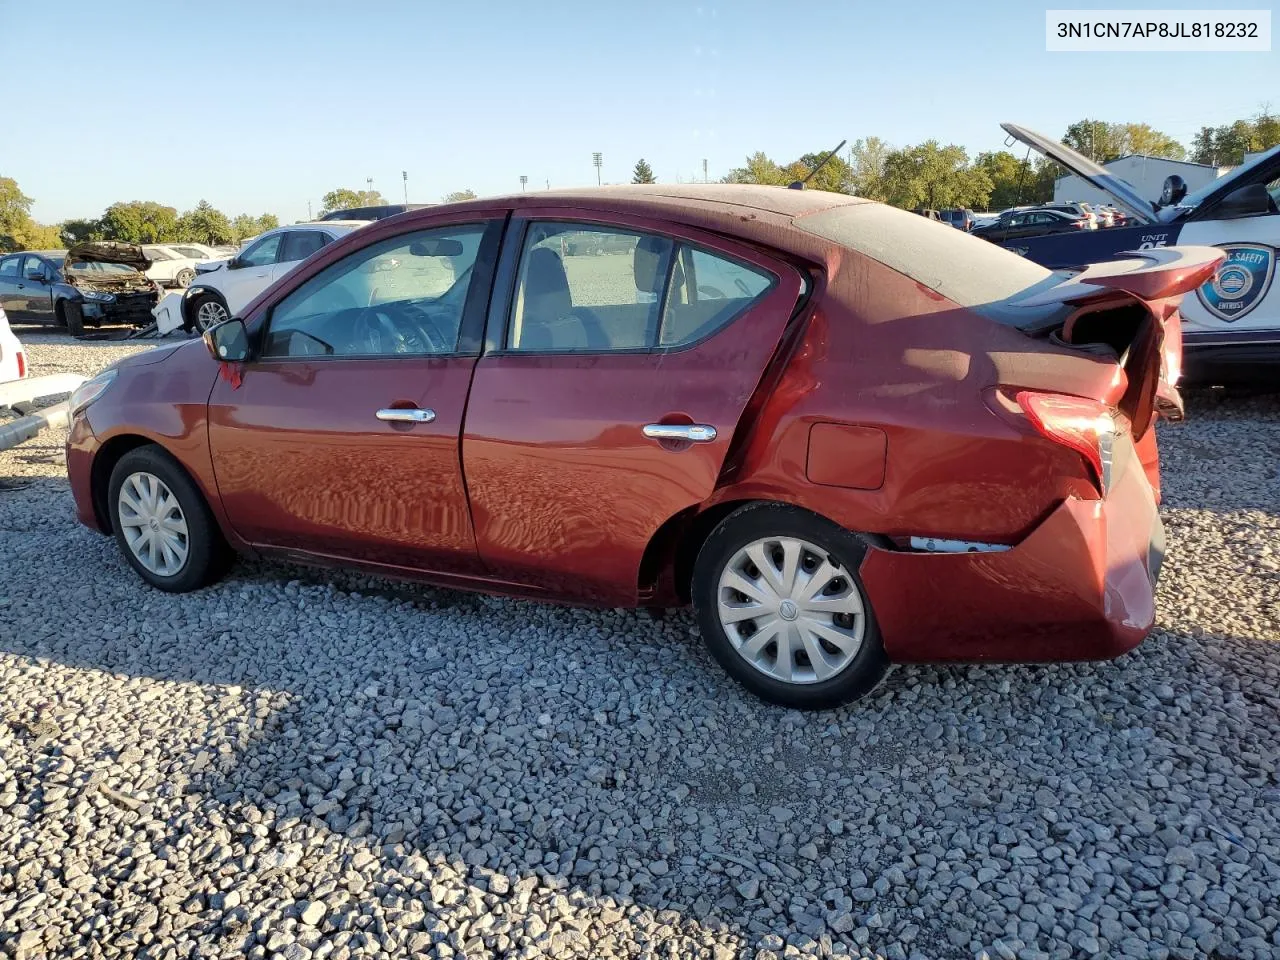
[117,472,189,577]
[196,301,228,330]
[717,536,866,685]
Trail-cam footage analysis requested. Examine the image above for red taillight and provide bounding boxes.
[1017,391,1116,494]
[1073,219,1086,228]
[15,351,26,379]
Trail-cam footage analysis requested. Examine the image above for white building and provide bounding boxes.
[1054,155,1230,207]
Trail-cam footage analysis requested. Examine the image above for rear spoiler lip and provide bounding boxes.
[1011,246,1226,307]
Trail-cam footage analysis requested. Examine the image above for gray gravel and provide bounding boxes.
[1,333,1278,960]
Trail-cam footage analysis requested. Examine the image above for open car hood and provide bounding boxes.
[1001,122,1156,226]
[64,241,152,273]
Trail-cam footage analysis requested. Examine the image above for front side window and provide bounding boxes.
[20,255,48,279]
[281,231,330,263]
[239,234,283,267]
[261,224,486,359]
[507,222,774,353]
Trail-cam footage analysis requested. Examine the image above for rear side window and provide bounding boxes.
[506,221,774,353]
[661,245,774,346]
[797,202,1053,309]
[0,257,21,278]
[282,231,330,262]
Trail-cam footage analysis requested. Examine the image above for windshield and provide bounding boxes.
[68,261,138,275]
[1165,144,1280,219]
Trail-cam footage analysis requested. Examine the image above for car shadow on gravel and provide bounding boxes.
[4,462,1280,957]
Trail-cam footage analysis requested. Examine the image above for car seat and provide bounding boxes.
[518,247,608,350]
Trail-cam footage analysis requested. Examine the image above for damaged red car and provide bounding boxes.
[65,186,1222,708]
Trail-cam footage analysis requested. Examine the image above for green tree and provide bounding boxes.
[97,201,179,243]
[256,213,280,233]
[0,177,35,252]
[882,141,991,210]
[60,219,102,246]
[722,152,788,186]
[24,223,62,249]
[442,190,477,203]
[1063,119,1185,162]
[972,150,1057,210]
[231,214,259,242]
[320,188,385,215]
[1190,111,1280,166]
[631,159,657,184]
[849,137,891,201]
[175,200,233,245]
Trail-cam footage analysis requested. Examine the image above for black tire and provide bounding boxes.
[59,300,84,337]
[107,445,231,593]
[692,503,888,710]
[186,292,229,333]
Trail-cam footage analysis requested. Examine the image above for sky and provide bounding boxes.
[3,0,1276,225]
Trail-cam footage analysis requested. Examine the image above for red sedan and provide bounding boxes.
[64,186,1222,709]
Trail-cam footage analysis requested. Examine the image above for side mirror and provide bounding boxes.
[203,318,250,362]
[224,257,240,270]
[24,268,44,282]
[1214,183,1272,220]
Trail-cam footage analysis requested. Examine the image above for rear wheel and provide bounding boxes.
[175,268,195,288]
[107,446,230,592]
[58,300,84,337]
[692,503,887,709]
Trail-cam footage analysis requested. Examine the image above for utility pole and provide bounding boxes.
[402,171,408,204]
[307,200,312,220]
[546,179,550,190]
[367,177,374,199]
[592,152,603,186]
[520,175,528,191]
[703,158,708,183]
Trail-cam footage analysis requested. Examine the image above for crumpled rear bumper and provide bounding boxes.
[860,454,1161,663]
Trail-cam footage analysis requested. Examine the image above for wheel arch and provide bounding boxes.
[90,435,198,533]
[182,285,229,329]
[641,497,891,607]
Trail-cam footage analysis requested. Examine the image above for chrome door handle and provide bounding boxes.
[643,423,717,443]
[376,408,435,423]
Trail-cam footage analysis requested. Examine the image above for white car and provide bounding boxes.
[0,305,24,384]
[141,245,203,288]
[182,221,369,331]
[166,242,225,262]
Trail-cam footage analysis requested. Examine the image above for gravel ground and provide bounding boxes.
[1,333,1278,960]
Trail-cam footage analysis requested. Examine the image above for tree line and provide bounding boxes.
[0,180,281,253]
[717,111,1278,212]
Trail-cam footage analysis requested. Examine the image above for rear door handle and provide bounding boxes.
[376,408,435,423]
[643,423,717,443]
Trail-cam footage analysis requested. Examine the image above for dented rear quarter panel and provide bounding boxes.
[707,246,1107,545]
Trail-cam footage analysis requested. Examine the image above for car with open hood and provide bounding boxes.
[996,123,1280,386]
[65,185,1221,709]
[0,243,160,335]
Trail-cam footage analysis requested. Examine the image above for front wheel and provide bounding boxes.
[58,300,84,337]
[692,503,887,710]
[108,446,231,592]
[187,292,229,332]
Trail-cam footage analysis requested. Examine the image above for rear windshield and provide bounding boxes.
[796,202,1056,311]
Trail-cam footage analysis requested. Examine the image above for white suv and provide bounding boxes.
[182,221,369,331]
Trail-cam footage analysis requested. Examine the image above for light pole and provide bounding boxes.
[307,200,312,219]
[402,171,408,204]
[702,158,708,183]
[592,152,603,186]
[520,175,528,191]
[367,177,374,198]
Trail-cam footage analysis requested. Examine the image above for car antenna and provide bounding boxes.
[788,139,847,189]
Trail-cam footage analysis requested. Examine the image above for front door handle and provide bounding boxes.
[643,423,717,443]
[376,407,435,423]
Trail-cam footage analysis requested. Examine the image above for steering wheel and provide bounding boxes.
[352,304,427,355]
[400,303,455,352]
